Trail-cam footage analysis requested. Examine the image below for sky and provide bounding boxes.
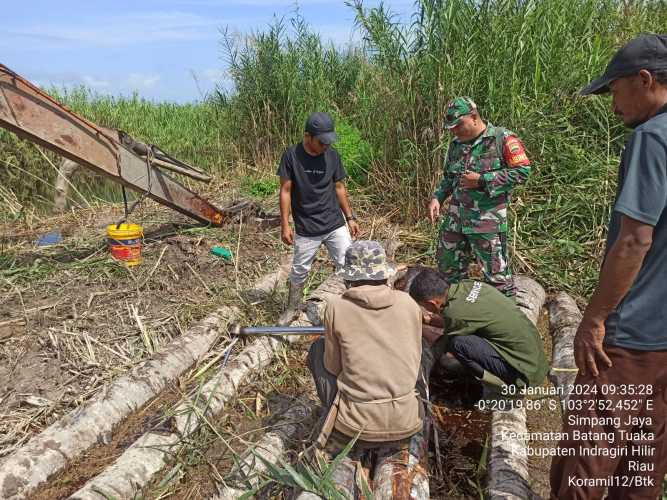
[3,1,415,103]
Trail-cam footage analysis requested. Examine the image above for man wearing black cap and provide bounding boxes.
[277,112,360,325]
[551,34,667,500]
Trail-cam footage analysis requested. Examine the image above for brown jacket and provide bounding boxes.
[323,284,423,442]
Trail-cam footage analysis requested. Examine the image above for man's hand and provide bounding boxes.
[460,172,482,189]
[347,219,360,239]
[422,309,436,325]
[281,225,294,245]
[428,198,441,223]
[573,317,613,377]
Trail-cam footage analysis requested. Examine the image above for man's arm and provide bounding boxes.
[574,215,654,376]
[279,178,294,245]
[433,175,456,204]
[323,304,342,376]
[335,181,360,238]
[429,146,457,222]
[474,135,531,197]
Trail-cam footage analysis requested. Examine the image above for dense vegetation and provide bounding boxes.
[2,0,667,296]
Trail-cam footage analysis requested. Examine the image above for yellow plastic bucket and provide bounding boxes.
[107,223,143,266]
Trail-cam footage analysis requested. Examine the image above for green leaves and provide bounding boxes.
[335,121,374,186]
[242,434,374,499]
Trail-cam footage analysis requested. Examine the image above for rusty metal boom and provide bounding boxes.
[0,63,226,226]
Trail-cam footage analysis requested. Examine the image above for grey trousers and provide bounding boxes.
[291,225,352,285]
[306,338,338,410]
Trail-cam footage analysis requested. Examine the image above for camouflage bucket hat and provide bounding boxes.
[338,240,396,281]
[444,96,477,129]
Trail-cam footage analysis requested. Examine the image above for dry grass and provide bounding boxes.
[0,191,571,500]
[0,194,284,460]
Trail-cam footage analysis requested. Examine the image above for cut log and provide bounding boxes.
[514,275,546,326]
[69,274,340,499]
[303,274,346,326]
[241,256,291,304]
[487,275,545,500]
[0,267,285,500]
[372,416,431,499]
[0,306,238,500]
[212,399,316,500]
[548,292,580,404]
[69,336,285,499]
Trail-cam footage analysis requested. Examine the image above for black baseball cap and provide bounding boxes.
[581,33,667,95]
[305,112,337,144]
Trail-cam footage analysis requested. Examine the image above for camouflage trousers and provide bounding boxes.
[436,230,515,297]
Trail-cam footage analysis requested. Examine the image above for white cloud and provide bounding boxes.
[82,75,111,88]
[3,11,225,49]
[201,68,226,83]
[128,73,161,89]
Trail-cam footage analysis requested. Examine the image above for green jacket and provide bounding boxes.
[437,279,548,388]
[433,123,531,234]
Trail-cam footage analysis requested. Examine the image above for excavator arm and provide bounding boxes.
[0,64,226,226]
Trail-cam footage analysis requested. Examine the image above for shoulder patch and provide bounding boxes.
[503,136,530,167]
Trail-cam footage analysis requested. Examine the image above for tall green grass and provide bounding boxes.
[3,1,667,296]
[216,14,365,162]
[216,0,667,295]
[0,88,229,218]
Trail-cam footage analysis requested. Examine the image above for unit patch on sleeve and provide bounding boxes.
[503,136,530,167]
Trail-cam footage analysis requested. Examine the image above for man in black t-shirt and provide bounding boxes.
[276,112,360,325]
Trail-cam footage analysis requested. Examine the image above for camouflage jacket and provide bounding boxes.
[433,123,531,234]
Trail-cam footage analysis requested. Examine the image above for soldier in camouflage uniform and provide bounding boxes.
[428,97,531,297]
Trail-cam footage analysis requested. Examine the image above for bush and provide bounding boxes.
[242,177,280,198]
[334,121,373,186]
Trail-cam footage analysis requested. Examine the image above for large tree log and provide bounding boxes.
[0,306,238,500]
[69,274,343,499]
[70,337,286,498]
[0,267,286,500]
[547,292,580,405]
[487,276,545,500]
[372,417,430,499]
[241,256,291,304]
[212,399,316,500]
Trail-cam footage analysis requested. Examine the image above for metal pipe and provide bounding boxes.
[230,324,324,336]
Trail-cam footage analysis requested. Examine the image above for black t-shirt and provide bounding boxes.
[276,143,347,236]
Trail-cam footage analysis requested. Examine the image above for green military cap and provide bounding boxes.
[443,96,477,129]
[338,240,396,281]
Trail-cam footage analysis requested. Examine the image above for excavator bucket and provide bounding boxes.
[0,64,226,226]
